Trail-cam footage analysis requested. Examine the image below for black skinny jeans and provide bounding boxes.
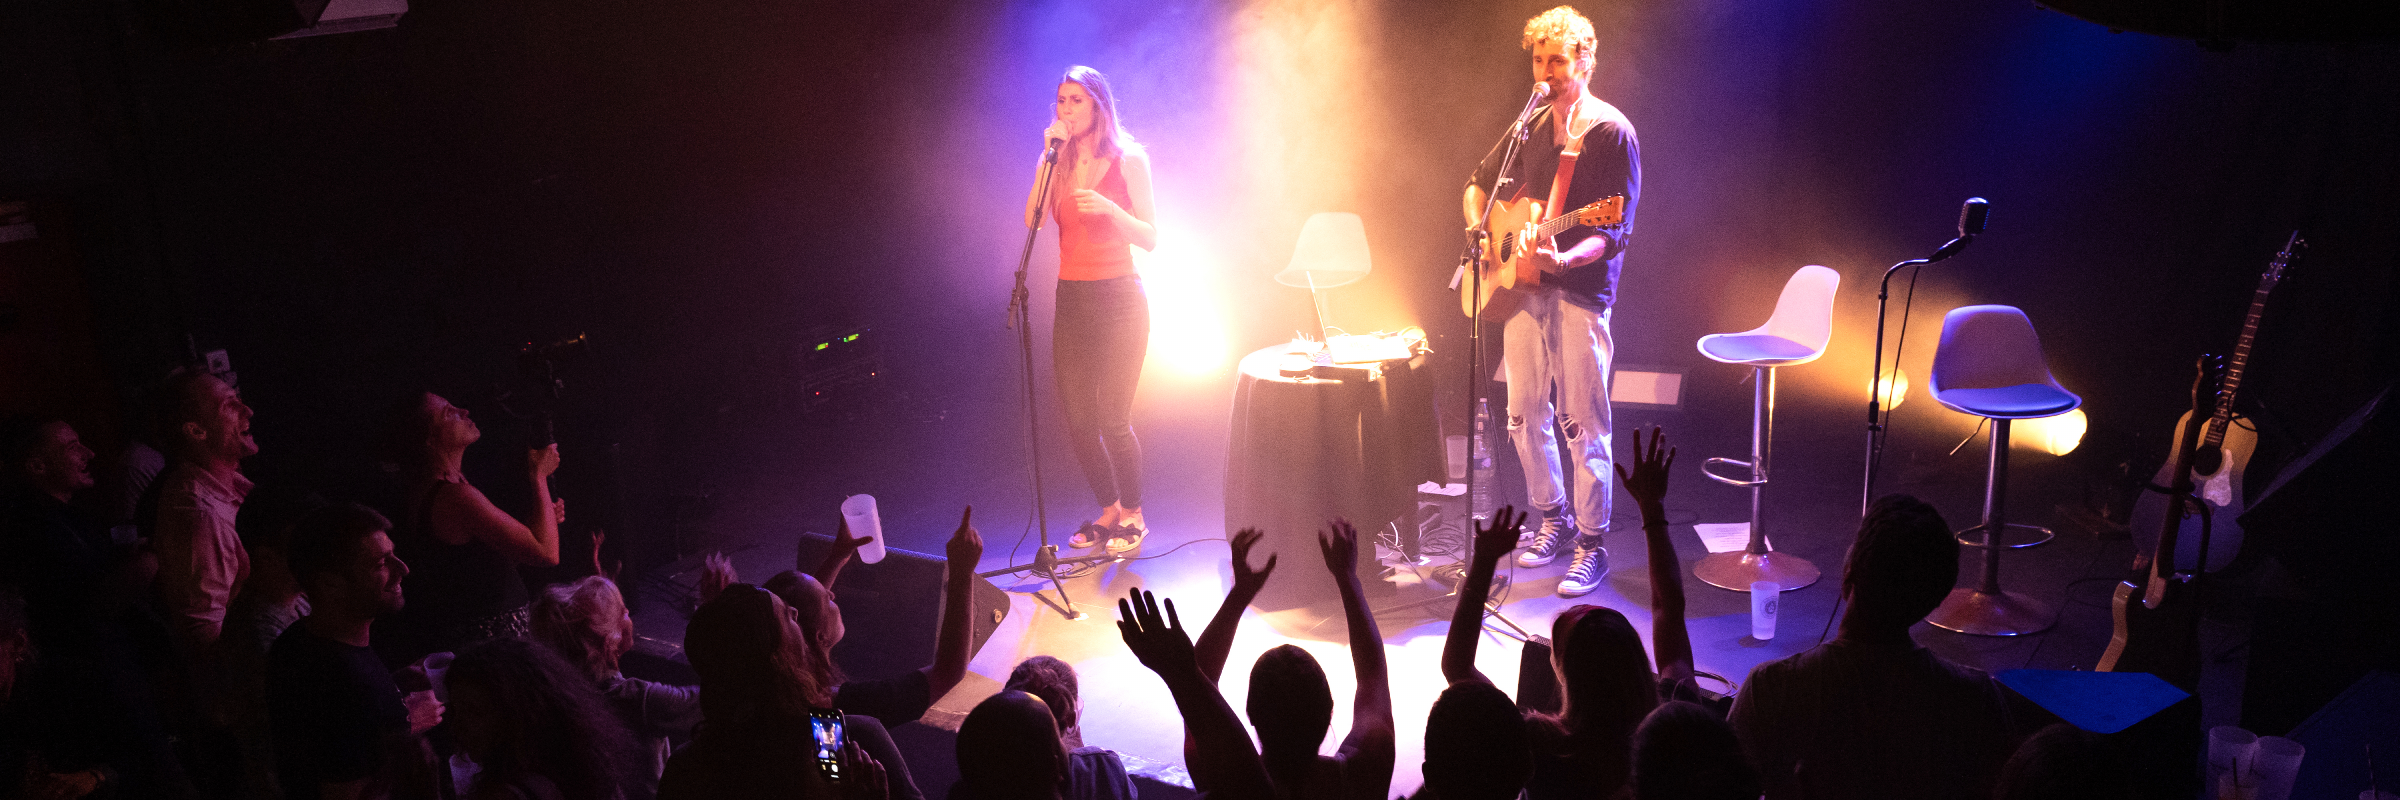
[1052,276,1148,509]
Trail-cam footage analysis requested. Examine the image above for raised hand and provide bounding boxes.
[1472,505,1529,565]
[1117,588,1197,677]
[402,689,444,737]
[1614,426,1675,511]
[947,506,984,566]
[1320,518,1361,579]
[1229,528,1277,597]
[698,552,738,606]
[830,514,878,557]
[527,443,561,481]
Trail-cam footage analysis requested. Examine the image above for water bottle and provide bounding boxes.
[1471,398,1496,520]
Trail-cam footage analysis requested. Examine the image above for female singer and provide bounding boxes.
[1024,66,1157,553]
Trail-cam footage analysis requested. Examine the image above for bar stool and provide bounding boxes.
[1693,265,1840,592]
[1925,305,2080,636]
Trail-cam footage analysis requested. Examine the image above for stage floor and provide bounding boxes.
[622,388,2246,796]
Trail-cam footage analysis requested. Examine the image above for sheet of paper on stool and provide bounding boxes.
[1696,522,1770,553]
[1996,669,2189,734]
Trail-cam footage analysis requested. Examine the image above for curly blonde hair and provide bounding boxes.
[1523,5,1598,74]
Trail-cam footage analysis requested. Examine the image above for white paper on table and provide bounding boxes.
[1695,522,1771,554]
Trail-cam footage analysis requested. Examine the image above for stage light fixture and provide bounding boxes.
[2015,408,2088,457]
[1872,367,1910,411]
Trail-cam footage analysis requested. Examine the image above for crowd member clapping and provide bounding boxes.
[380,392,563,662]
[1116,588,1273,800]
[1002,657,1135,800]
[444,637,635,800]
[1188,522,1394,800]
[1727,494,2018,799]
[266,503,444,800]
[658,583,904,800]
[529,576,698,800]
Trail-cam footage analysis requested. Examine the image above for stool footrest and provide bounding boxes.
[1954,523,2056,550]
[1701,457,1763,487]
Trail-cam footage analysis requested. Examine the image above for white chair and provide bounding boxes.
[1693,265,1841,592]
[1925,304,2081,636]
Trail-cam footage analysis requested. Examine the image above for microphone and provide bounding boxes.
[1925,197,1989,263]
[1043,135,1064,164]
[1958,197,1989,237]
[1531,82,1552,103]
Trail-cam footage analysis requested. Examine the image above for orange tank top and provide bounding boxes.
[1053,155,1137,281]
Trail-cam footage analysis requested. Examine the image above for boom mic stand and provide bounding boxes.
[998,138,1091,621]
[1446,85,1546,638]
[1858,197,1988,516]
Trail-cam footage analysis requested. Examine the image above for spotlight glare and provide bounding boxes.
[2014,408,2088,457]
[1873,368,1910,410]
[1131,233,1230,380]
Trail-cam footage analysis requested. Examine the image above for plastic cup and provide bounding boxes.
[2249,736,2305,800]
[2208,726,2257,792]
[421,651,456,702]
[1445,435,1470,481]
[840,495,887,564]
[1750,581,1780,640]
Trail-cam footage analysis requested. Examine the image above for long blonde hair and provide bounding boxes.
[529,576,628,683]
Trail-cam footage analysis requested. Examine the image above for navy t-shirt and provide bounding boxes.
[265,622,412,800]
[1468,99,1642,311]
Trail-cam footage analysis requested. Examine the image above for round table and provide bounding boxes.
[1223,342,1442,610]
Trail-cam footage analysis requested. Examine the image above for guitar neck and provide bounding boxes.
[2208,235,2297,443]
[1533,210,1586,242]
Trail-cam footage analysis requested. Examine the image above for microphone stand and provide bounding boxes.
[1002,140,1089,621]
[1454,87,1545,633]
[1857,230,1975,516]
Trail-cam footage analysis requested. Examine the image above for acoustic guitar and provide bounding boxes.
[2128,231,2299,574]
[1460,194,1626,319]
[2098,354,2224,687]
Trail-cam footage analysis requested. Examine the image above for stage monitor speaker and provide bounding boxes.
[793,531,1010,683]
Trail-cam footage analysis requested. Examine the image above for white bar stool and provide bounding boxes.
[1693,265,1840,592]
[1925,305,2081,636]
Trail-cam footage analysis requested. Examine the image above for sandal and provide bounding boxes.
[1104,521,1147,555]
[1067,522,1107,550]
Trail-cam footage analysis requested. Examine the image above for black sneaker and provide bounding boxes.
[1517,513,1574,567]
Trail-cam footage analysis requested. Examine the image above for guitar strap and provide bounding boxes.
[1543,103,1598,224]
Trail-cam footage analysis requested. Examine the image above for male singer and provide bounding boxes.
[1461,5,1640,597]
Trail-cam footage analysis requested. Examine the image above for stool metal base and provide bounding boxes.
[1926,587,2053,637]
[1695,549,1820,592]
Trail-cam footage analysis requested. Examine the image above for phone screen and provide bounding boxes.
[808,709,847,783]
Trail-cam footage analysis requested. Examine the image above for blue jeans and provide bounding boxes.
[1502,291,1614,541]
[1053,276,1149,509]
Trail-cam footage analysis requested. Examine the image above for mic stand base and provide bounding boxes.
[977,544,1125,622]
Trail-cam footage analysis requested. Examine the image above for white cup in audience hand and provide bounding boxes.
[421,651,456,703]
[1750,581,1779,640]
[842,494,887,564]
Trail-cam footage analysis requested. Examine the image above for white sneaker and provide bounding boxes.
[1516,514,1574,567]
[1557,541,1610,598]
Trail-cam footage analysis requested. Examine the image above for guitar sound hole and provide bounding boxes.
[2192,447,2223,476]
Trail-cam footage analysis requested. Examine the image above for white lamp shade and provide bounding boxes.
[1275,212,1372,289]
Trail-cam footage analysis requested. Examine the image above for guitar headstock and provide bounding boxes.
[1570,194,1626,227]
[2263,230,2302,287]
[2187,354,2228,421]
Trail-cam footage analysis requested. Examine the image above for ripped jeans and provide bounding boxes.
[1501,291,1614,541]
